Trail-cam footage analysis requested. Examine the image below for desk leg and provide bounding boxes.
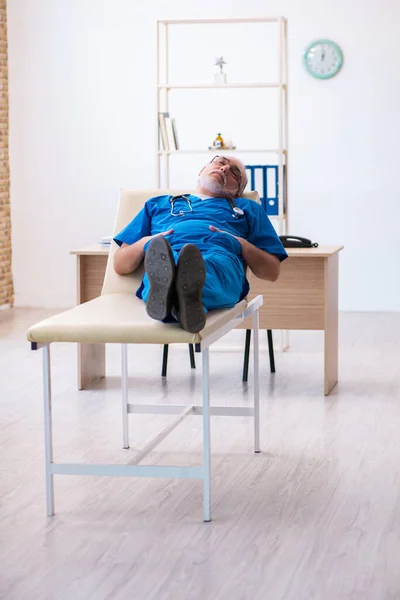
[324,253,339,395]
[76,254,107,390]
[78,343,106,390]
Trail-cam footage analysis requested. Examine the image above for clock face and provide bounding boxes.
[304,39,343,79]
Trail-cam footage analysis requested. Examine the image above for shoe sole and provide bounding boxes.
[144,236,175,321]
[176,244,206,333]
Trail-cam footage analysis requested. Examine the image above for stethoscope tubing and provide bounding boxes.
[169,194,244,219]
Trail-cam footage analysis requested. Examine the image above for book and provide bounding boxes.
[165,116,177,151]
[158,112,169,151]
[99,236,112,246]
[171,117,179,150]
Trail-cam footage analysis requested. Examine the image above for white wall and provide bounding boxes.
[7,0,400,310]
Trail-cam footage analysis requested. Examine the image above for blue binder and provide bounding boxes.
[245,165,286,217]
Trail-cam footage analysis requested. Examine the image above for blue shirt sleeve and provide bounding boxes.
[113,202,152,247]
[246,202,288,262]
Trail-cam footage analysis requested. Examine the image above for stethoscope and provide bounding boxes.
[169,194,245,219]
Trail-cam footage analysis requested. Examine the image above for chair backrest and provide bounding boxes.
[101,189,261,296]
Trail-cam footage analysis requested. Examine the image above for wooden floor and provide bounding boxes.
[1,307,400,600]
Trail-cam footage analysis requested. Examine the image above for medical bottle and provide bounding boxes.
[213,133,224,148]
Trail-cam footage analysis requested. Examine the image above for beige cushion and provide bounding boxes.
[27,189,260,345]
[27,293,248,344]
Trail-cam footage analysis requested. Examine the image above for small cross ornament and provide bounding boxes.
[214,56,227,83]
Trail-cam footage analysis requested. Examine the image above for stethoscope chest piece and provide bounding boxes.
[227,198,244,219]
[232,206,244,218]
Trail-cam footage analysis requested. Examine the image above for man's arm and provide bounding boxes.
[238,238,280,281]
[209,225,280,282]
[114,229,173,275]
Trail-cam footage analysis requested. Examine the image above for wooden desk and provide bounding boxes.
[239,245,343,394]
[71,244,343,395]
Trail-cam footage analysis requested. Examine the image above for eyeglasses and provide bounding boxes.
[210,155,242,186]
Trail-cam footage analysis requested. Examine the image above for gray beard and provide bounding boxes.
[198,174,224,196]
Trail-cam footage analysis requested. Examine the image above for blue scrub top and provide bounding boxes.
[114,194,288,300]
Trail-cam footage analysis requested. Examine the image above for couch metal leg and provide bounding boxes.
[202,348,211,522]
[253,313,260,453]
[267,329,276,373]
[242,329,251,382]
[161,344,169,377]
[43,344,55,516]
[121,344,129,449]
[189,344,196,369]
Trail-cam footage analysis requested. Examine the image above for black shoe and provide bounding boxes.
[144,236,175,321]
[175,244,206,333]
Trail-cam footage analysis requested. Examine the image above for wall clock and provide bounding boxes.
[303,39,343,79]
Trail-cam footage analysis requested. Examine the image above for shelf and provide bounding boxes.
[158,83,285,90]
[158,149,287,155]
[158,17,286,25]
[156,15,288,235]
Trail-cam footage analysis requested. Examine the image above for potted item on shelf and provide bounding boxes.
[208,133,236,150]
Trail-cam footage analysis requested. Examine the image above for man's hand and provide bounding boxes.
[114,229,174,275]
[209,225,280,282]
[209,225,243,243]
[138,229,174,250]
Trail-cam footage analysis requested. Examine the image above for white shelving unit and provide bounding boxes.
[156,16,288,234]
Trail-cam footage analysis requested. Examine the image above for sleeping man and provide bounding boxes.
[113,155,287,333]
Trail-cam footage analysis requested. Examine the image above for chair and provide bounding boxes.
[242,329,275,382]
[27,189,263,522]
[162,330,275,379]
